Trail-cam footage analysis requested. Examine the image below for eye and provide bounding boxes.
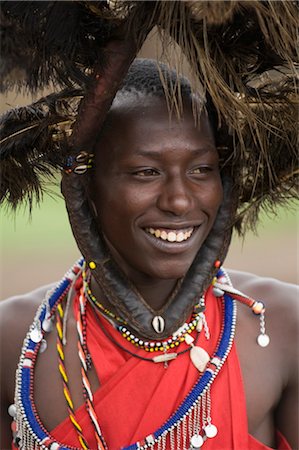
[189,166,213,175]
[133,168,160,177]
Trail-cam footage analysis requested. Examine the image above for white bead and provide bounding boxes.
[190,346,210,372]
[50,444,60,450]
[145,434,155,444]
[204,423,218,438]
[213,287,224,297]
[196,318,203,332]
[30,327,42,343]
[39,339,47,353]
[257,334,270,347]
[23,358,33,368]
[190,434,203,448]
[42,318,54,332]
[185,334,194,345]
[8,404,16,418]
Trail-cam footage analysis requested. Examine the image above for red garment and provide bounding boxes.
[51,286,291,450]
[11,285,291,450]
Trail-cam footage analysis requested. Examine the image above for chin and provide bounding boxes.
[147,260,194,280]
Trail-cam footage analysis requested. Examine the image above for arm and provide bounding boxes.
[228,269,299,448]
[0,285,55,449]
[273,282,298,449]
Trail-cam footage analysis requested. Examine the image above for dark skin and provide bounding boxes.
[0,96,298,450]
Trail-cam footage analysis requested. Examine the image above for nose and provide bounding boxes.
[157,173,194,216]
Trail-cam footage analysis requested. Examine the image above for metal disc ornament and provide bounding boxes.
[190,434,204,449]
[204,423,218,438]
[257,334,270,347]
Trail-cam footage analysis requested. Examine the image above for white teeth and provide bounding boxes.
[168,232,177,242]
[177,232,185,242]
[146,227,195,243]
[160,231,168,240]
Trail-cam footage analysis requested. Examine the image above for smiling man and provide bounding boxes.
[91,95,222,289]
[0,2,298,449]
[1,58,298,450]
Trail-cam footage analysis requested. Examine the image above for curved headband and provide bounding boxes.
[61,173,237,339]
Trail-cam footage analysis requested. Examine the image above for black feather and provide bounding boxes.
[0,89,82,208]
[0,1,118,91]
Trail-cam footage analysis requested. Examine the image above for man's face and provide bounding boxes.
[91,95,223,283]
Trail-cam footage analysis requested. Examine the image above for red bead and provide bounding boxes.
[214,260,221,268]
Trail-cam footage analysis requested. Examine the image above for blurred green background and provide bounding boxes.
[1,29,298,299]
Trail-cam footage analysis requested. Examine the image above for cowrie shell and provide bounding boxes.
[152,316,165,334]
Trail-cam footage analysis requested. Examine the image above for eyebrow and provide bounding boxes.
[134,146,216,159]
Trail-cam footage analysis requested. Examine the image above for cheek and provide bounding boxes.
[199,177,223,216]
[92,182,145,232]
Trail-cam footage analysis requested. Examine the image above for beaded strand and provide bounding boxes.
[76,287,108,450]
[56,304,89,450]
[116,304,205,353]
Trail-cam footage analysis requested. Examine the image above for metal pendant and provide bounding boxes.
[190,434,204,449]
[152,315,165,334]
[190,346,210,372]
[257,333,270,347]
[204,423,218,438]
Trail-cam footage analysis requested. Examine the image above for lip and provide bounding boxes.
[142,221,202,230]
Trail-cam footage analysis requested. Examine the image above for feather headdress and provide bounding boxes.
[0,0,298,232]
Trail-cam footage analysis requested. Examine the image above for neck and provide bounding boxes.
[90,275,179,314]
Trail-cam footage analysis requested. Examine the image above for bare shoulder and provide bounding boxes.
[227,268,298,317]
[0,283,56,449]
[227,267,298,383]
[0,283,56,337]
[0,283,56,397]
[226,269,298,447]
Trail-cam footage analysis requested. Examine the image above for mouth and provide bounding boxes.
[144,226,196,243]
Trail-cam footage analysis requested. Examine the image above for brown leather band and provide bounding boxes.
[61,173,237,339]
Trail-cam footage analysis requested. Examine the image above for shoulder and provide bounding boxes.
[0,283,56,335]
[0,283,56,399]
[0,283,56,447]
[227,268,298,319]
[227,268,298,380]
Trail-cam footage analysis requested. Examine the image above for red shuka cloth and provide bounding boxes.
[12,284,291,450]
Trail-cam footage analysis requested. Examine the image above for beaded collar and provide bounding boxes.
[11,260,237,450]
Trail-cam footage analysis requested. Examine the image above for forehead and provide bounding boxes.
[94,94,216,163]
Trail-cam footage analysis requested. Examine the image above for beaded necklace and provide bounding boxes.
[11,260,237,450]
[83,267,209,352]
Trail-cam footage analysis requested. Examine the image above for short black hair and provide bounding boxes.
[118,58,193,99]
[114,58,218,137]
